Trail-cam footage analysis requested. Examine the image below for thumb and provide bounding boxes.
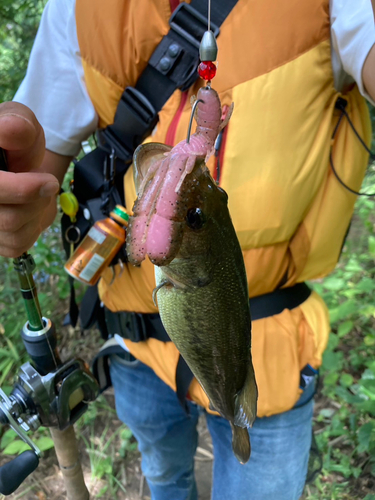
[0,102,45,173]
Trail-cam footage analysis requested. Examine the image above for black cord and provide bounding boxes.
[330,98,375,197]
[340,107,375,159]
[329,151,375,197]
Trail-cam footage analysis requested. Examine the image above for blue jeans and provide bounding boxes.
[110,356,313,500]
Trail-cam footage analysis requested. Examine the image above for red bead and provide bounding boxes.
[198,61,217,81]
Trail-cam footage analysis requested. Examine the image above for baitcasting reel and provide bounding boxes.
[0,253,100,495]
[0,319,99,495]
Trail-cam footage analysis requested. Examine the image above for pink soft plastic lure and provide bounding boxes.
[127,86,233,266]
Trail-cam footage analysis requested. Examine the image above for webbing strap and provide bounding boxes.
[92,336,193,411]
[99,0,239,161]
[105,283,312,340]
[102,283,312,407]
[92,338,127,392]
[105,309,171,343]
[249,283,311,321]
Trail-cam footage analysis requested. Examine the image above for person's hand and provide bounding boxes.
[0,102,60,258]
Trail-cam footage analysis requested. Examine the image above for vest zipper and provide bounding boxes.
[165,91,189,147]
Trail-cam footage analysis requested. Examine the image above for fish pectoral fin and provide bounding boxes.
[152,280,169,307]
[230,423,250,464]
[234,365,258,428]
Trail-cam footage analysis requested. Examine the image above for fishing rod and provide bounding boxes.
[0,148,99,498]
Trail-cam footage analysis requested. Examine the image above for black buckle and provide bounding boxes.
[299,364,319,390]
[335,97,348,112]
[119,312,148,342]
[170,3,220,49]
[101,87,158,162]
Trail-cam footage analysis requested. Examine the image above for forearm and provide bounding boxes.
[41,149,72,186]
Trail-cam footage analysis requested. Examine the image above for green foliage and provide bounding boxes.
[0,0,47,102]
[119,427,138,458]
[78,397,137,498]
[1,427,54,455]
[305,166,375,498]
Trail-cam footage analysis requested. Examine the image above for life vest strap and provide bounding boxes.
[95,282,312,402]
[104,309,171,343]
[99,0,239,161]
[104,282,312,340]
[249,282,311,321]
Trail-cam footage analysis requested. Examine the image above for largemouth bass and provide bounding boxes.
[127,87,258,463]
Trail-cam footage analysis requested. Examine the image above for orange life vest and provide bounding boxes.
[75,0,371,416]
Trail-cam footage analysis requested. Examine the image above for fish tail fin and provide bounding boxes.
[234,365,258,428]
[230,423,251,464]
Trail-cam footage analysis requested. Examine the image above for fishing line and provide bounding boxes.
[208,0,211,32]
[330,98,375,197]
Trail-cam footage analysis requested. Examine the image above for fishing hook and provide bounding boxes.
[186,99,204,144]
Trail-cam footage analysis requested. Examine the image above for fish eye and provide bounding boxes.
[186,208,205,230]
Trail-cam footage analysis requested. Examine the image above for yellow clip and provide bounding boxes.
[60,192,79,222]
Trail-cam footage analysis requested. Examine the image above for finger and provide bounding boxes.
[0,223,44,259]
[0,198,52,233]
[0,102,45,172]
[0,102,37,150]
[0,171,60,204]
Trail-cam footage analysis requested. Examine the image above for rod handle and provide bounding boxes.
[0,450,39,495]
[0,147,8,171]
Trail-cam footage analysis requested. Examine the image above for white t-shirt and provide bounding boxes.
[14,0,375,157]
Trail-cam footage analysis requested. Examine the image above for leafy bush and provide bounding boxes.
[307,170,375,498]
[0,0,46,103]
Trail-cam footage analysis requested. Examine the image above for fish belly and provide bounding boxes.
[155,265,252,421]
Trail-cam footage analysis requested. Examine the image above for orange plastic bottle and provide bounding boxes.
[64,205,129,285]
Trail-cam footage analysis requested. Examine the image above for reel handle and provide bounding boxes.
[0,450,39,495]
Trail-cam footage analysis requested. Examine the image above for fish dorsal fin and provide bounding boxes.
[133,143,171,194]
[234,365,258,428]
